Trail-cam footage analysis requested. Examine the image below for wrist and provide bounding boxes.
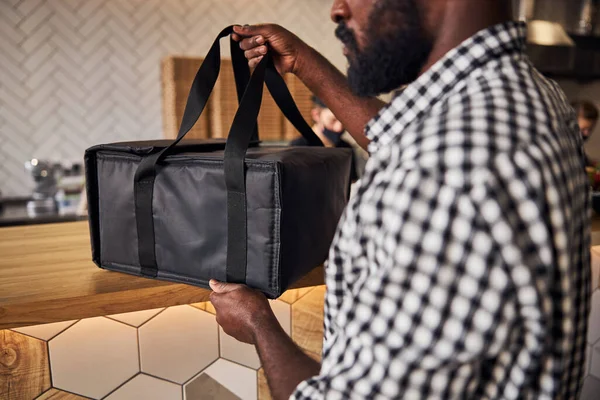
[293,42,315,79]
[250,307,281,344]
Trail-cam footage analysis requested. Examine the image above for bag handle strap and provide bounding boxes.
[134,26,240,278]
[133,26,323,282]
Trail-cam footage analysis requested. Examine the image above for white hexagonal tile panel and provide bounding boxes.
[106,308,165,327]
[219,300,290,369]
[105,374,182,400]
[588,290,600,344]
[219,326,261,370]
[591,341,600,379]
[49,317,139,399]
[185,359,257,400]
[139,305,218,384]
[271,300,291,334]
[581,376,600,400]
[12,320,77,341]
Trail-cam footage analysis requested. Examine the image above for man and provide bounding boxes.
[210,0,590,399]
[291,96,368,181]
[572,100,599,142]
[572,100,598,167]
[291,96,346,148]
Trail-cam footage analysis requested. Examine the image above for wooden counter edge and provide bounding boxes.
[0,265,324,330]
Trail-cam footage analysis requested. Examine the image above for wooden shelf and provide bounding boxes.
[0,221,324,330]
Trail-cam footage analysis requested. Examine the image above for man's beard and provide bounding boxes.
[335,0,433,97]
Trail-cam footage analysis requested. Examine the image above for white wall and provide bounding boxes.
[0,0,345,196]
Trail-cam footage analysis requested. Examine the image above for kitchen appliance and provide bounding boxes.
[25,159,60,217]
[517,0,600,79]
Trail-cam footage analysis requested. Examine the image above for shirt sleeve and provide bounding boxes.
[291,168,519,399]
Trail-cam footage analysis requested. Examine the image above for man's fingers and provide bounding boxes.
[209,279,243,293]
[231,33,241,42]
[248,56,264,68]
[244,46,267,60]
[238,36,265,51]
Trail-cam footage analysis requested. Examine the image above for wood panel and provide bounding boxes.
[283,74,314,141]
[210,59,239,139]
[161,56,210,140]
[0,222,323,329]
[210,59,284,141]
[0,330,50,399]
[291,286,326,357]
[164,56,301,142]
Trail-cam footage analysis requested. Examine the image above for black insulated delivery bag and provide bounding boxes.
[84,26,352,298]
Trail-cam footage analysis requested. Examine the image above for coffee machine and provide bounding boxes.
[25,159,60,216]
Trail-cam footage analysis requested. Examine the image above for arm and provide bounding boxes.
[232,24,384,150]
[209,280,320,400]
[255,315,321,400]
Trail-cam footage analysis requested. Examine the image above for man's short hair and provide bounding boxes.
[572,100,599,121]
[312,96,327,109]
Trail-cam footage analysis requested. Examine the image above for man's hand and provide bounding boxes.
[232,24,310,75]
[210,280,321,400]
[209,279,277,345]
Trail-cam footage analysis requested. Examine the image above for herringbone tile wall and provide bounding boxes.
[0,0,345,197]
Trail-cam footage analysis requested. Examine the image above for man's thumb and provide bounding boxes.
[209,279,241,293]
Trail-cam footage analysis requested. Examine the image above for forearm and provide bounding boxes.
[255,319,321,400]
[295,45,385,150]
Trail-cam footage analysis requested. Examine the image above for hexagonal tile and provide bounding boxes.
[0,330,50,399]
[185,373,238,400]
[106,308,165,327]
[105,374,182,400]
[291,286,326,357]
[591,340,600,379]
[185,359,257,400]
[219,300,290,369]
[271,300,291,334]
[49,317,139,399]
[588,290,600,344]
[581,376,600,400]
[37,388,88,399]
[278,287,315,305]
[11,320,78,341]
[139,305,218,384]
[191,301,215,315]
[218,326,261,370]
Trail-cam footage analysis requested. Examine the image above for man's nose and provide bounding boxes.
[331,0,350,23]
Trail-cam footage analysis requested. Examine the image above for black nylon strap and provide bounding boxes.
[230,36,259,143]
[134,26,241,278]
[133,25,323,282]
[264,68,323,146]
[223,50,268,283]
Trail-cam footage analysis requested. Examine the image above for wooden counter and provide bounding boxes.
[0,221,324,330]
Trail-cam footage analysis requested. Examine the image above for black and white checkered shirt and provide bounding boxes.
[293,21,590,399]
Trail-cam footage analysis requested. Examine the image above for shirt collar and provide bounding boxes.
[365,21,527,154]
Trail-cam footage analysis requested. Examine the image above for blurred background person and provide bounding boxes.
[290,96,368,182]
[572,99,599,167]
